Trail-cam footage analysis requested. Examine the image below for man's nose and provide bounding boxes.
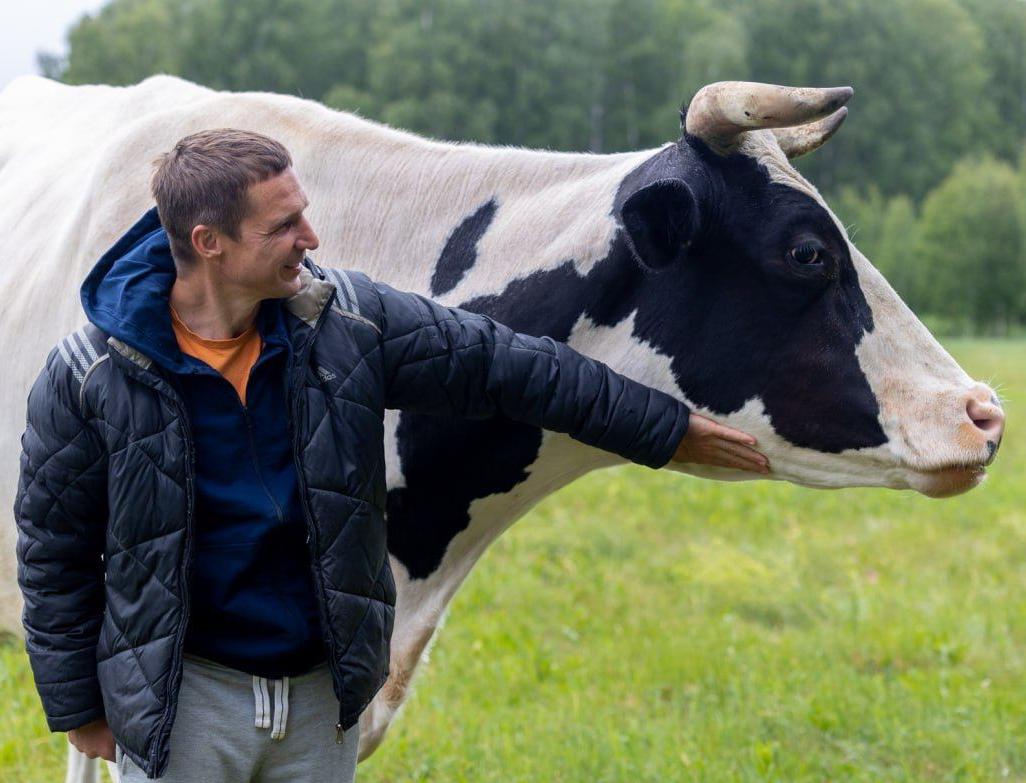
[298,217,319,251]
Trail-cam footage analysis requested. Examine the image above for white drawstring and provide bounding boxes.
[252,674,290,739]
[253,675,270,729]
[271,677,290,740]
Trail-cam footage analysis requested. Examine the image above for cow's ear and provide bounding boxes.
[620,178,700,271]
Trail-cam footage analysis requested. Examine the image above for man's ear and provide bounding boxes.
[619,178,700,271]
[191,223,224,260]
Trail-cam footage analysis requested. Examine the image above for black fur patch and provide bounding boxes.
[388,140,886,579]
[430,199,498,296]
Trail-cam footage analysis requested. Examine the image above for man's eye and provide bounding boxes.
[279,221,294,231]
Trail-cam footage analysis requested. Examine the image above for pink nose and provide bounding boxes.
[966,392,1004,453]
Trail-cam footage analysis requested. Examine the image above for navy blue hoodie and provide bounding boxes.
[80,207,326,677]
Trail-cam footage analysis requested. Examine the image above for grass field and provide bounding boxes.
[2,339,1023,782]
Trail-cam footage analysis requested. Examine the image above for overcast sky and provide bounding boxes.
[1,1,108,89]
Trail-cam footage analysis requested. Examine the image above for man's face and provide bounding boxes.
[211,167,320,300]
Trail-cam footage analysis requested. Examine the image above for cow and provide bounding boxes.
[0,74,1004,782]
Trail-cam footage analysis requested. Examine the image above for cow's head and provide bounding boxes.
[615,81,1004,497]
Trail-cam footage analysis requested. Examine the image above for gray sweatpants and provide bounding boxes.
[116,654,359,782]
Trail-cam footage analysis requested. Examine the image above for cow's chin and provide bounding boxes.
[664,456,988,499]
[905,465,988,498]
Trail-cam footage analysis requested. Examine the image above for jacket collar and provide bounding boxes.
[83,207,336,371]
[286,263,336,329]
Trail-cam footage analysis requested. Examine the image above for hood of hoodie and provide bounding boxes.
[81,206,296,374]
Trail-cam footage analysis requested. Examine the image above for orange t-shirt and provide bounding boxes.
[170,305,263,406]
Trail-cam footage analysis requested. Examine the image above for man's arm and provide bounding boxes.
[373,280,690,469]
[13,346,108,733]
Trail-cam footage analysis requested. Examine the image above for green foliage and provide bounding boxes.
[734,0,996,199]
[48,0,1025,165]
[2,342,1024,781]
[835,188,925,311]
[60,0,182,85]
[957,0,1026,162]
[830,151,1026,335]
[917,156,1026,333]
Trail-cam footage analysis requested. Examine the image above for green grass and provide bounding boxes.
[3,339,1023,782]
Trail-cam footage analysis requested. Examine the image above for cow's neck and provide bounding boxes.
[310,118,679,541]
[308,117,660,306]
[326,121,678,570]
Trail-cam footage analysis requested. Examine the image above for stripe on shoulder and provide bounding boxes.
[322,266,382,335]
[322,266,362,316]
[55,325,111,411]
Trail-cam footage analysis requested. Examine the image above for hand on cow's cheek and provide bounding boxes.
[671,413,770,473]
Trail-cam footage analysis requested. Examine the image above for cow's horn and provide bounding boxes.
[685,81,853,154]
[772,107,848,159]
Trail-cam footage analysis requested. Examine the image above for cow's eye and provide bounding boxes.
[788,242,822,265]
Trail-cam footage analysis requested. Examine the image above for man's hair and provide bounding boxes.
[150,128,292,264]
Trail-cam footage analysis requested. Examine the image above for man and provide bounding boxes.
[13,128,767,782]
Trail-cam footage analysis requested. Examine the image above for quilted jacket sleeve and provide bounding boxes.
[373,280,690,469]
[13,347,108,732]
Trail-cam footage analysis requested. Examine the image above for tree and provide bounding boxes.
[956,0,1026,163]
[834,188,925,313]
[732,0,995,199]
[917,156,1026,333]
[59,0,183,86]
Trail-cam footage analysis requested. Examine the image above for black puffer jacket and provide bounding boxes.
[13,207,690,778]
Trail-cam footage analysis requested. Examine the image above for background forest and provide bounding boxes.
[38,0,1026,334]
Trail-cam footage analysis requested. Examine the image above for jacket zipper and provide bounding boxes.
[289,416,346,742]
[287,299,348,742]
[151,378,196,774]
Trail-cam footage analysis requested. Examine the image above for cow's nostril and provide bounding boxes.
[966,396,1005,438]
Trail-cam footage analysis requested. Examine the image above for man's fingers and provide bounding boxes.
[689,413,758,446]
[717,439,766,458]
[707,419,758,446]
[728,456,769,473]
[711,453,758,472]
[714,445,770,473]
[717,440,768,466]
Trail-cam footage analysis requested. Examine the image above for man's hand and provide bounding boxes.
[671,413,769,473]
[68,717,115,762]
